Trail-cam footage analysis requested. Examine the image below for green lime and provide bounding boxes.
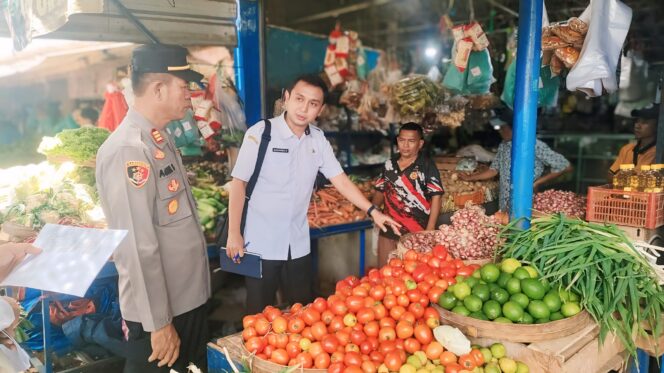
[464,295,483,313]
[510,293,530,309]
[490,343,507,359]
[522,266,539,278]
[497,272,512,288]
[470,311,488,321]
[452,305,471,316]
[550,312,565,321]
[543,292,562,312]
[513,267,531,280]
[472,284,491,302]
[569,292,580,302]
[506,278,522,295]
[494,317,513,324]
[491,288,510,305]
[489,283,501,292]
[480,348,493,363]
[455,275,466,284]
[438,292,458,310]
[472,270,482,279]
[540,278,551,292]
[500,258,522,274]
[480,264,501,283]
[518,312,534,324]
[520,278,546,300]
[535,318,551,324]
[561,302,581,317]
[558,289,580,303]
[502,301,524,322]
[527,300,551,319]
[483,300,502,320]
[447,284,456,294]
[465,277,480,289]
[453,282,472,300]
[517,361,530,373]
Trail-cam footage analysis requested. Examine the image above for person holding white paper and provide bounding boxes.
[0,243,41,282]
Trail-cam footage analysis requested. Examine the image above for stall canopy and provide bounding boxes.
[0,0,238,50]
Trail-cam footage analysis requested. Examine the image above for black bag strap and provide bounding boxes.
[240,119,272,233]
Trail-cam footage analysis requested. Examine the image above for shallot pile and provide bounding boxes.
[436,205,501,260]
[398,230,440,254]
[533,190,586,218]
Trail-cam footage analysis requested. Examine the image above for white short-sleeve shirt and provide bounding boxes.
[231,113,344,260]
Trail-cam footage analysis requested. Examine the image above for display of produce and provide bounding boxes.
[439,170,498,213]
[307,179,373,228]
[390,75,441,119]
[37,127,110,165]
[532,190,586,218]
[499,214,664,357]
[438,259,582,324]
[437,205,501,260]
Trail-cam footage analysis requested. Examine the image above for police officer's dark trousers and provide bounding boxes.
[245,248,313,314]
[122,303,208,373]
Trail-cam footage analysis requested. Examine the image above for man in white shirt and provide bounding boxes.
[227,74,400,313]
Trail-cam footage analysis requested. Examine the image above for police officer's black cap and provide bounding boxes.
[631,104,660,120]
[131,44,203,83]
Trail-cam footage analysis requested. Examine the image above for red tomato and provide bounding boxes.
[328,362,345,373]
[270,348,289,365]
[389,305,406,320]
[379,317,396,329]
[408,303,425,319]
[254,316,270,336]
[264,344,275,358]
[242,327,257,341]
[360,340,374,355]
[295,352,313,368]
[458,354,477,369]
[321,335,340,354]
[404,260,418,274]
[367,269,382,283]
[424,306,439,321]
[367,336,379,351]
[361,360,377,373]
[406,289,423,303]
[373,303,387,319]
[290,303,304,314]
[329,316,345,333]
[388,258,403,268]
[445,363,463,373]
[391,266,405,278]
[301,308,321,326]
[369,351,384,364]
[314,351,331,369]
[289,333,302,344]
[432,245,448,260]
[381,266,393,278]
[378,327,396,342]
[356,308,376,325]
[286,341,301,359]
[391,281,406,296]
[384,351,403,372]
[363,297,375,308]
[440,267,457,278]
[447,277,457,285]
[345,296,365,313]
[425,341,444,360]
[428,256,442,269]
[435,279,449,291]
[287,318,305,334]
[428,286,444,303]
[412,264,432,282]
[321,310,335,325]
[274,333,289,349]
[312,297,328,313]
[457,265,475,277]
[309,342,324,359]
[350,330,367,345]
[272,316,288,334]
[397,294,410,308]
[345,343,360,353]
[383,294,397,309]
[344,351,363,367]
[301,327,314,341]
[404,249,419,262]
[336,330,351,346]
[403,338,421,354]
[426,316,441,329]
[343,366,363,373]
[417,282,432,295]
[363,321,379,338]
[344,275,360,288]
[330,301,349,316]
[378,340,397,355]
[369,285,386,301]
[396,320,414,339]
[452,259,464,269]
[331,351,345,364]
[311,321,328,341]
[242,315,256,329]
[470,348,485,366]
[263,306,282,322]
[352,286,369,298]
[245,336,265,353]
[413,324,434,345]
[256,353,268,360]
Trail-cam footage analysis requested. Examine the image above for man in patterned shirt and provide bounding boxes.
[372,123,444,266]
[461,114,572,212]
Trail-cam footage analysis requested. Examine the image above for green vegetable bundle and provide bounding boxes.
[39,127,110,164]
[391,75,441,117]
[498,214,663,357]
[193,185,227,234]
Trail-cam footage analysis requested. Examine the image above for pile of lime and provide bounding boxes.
[438,258,583,324]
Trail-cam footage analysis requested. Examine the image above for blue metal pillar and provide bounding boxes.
[234,0,266,126]
[510,0,543,225]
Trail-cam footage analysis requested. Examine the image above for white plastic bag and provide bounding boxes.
[566,0,632,97]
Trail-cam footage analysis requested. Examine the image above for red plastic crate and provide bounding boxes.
[586,186,664,229]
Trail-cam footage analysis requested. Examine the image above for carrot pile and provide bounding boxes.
[308,181,373,228]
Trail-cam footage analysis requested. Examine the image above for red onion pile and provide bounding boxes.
[435,205,501,260]
[399,231,440,254]
[533,190,586,219]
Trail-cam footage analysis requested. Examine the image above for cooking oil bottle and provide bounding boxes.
[652,164,664,192]
[639,165,655,192]
[622,164,637,191]
[614,164,632,190]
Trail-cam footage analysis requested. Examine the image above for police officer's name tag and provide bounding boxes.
[272,148,289,153]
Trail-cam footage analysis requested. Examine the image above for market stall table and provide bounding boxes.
[310,219,373,277]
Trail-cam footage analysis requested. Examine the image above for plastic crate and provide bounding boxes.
[586,186,664,229]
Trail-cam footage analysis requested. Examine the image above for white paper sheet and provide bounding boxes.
[1,224,127,297]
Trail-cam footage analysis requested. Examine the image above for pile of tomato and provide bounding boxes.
[240,246,484,372]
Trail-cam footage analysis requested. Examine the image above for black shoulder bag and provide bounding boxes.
[216,119,272,248]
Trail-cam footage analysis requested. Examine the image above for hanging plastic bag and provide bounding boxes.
[465,50,493,94]
[501,62,559,109]
[566,0,632,97]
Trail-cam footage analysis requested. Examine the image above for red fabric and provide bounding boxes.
[98,91,128,132]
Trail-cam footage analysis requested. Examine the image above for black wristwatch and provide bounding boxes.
[367,205,378,218]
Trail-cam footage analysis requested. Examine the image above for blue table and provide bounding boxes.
[310,220,373,277]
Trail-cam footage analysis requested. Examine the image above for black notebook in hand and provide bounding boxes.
[219,248,262,279]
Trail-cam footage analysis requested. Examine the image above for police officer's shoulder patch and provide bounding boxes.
[126,161,150,188]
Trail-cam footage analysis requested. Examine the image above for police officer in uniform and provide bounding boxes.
[96,44,210,372]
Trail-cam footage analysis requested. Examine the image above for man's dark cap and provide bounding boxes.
[631,104,660,120]
[131,44,203,82]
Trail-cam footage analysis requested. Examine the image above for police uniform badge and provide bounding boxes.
[167,179,180,192]
[410,171,418,180]
[154,149,165,160]
[126,161,150,188]
[151,129,164,144]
